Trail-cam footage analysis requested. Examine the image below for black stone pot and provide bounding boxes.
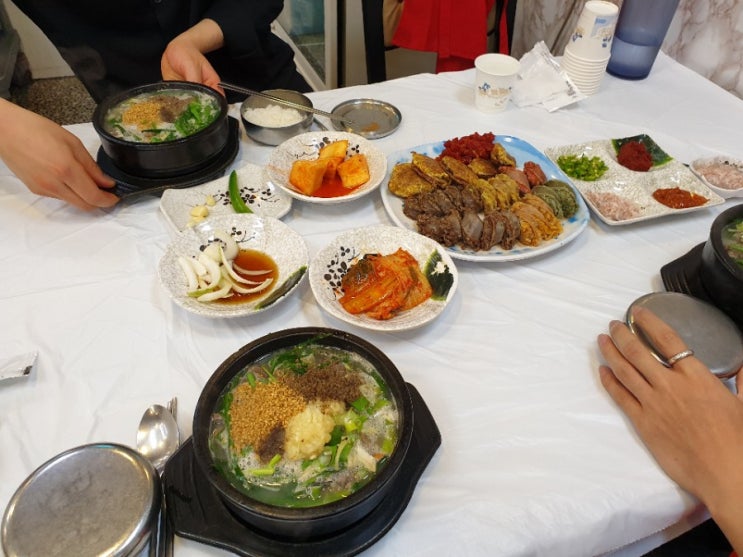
[699,203,743,326]
[191,327,414,541]
[93,81,229,178]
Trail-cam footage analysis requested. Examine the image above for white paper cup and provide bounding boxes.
[474,53,521,113]
[567,0,619,60]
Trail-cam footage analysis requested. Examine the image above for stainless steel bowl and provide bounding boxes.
[2,443,161,557]
[240,89,314,146]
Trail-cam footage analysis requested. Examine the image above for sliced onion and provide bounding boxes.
[197,278,232,302]
[177,256,198,291]
[219,246,267,285]
[233,262,272,276]
[220,266,274,293]
[202,242,222,262]
[197,252,221,289]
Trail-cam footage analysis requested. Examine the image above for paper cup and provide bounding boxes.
[567,0,619,60]
[474,53,521,113]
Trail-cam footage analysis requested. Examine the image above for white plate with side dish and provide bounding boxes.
[266,131,387,204]
[381,135,590,262]
[158,214,308,318]
[690,156,743,199]
[159,163,292,231]
[546,135,725,225]
[310,225,458,332]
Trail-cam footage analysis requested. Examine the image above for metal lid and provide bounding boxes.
[627,291,743,378]
[331,99,402,139]
[2,443,160,557]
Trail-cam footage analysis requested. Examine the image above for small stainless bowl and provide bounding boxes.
[240,89,313,146]
[2,443,161,557]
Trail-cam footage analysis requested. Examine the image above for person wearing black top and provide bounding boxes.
[0,0,309,210]
[10,0,309,102]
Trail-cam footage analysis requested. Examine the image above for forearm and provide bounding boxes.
[170,18,224,54]
[705,478,743,554]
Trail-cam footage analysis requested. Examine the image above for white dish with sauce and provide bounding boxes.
[546,139,725,225]
[158,214,308,318]
[266,131,387,205]
[689,156,743,199]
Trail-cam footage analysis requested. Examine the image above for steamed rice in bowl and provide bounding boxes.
[243,104,305,128]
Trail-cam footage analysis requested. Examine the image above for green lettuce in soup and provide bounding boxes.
[209,341,399,508]
[104,89,220,143]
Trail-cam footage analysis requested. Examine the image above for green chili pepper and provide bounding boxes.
[228,170,252,213]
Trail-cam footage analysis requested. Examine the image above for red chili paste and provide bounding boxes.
[439,132,495,164]
[617,141,653,172]
[652,187,708,209]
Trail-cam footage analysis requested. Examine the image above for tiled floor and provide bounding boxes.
[9,76,95,125]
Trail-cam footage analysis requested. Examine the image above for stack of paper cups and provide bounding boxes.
[561,0,619,95]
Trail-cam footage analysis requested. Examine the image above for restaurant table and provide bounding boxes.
[2,51,742,557]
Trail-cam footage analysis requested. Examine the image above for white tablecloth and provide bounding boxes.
[2,52,742,557]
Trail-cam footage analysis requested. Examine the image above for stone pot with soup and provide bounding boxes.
[192,327,414,540]
[93,81,229,178]
[700,203,743,328]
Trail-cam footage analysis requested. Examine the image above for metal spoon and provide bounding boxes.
[136,401,180,556]
[219,81,358,127]
[137,404,180,472]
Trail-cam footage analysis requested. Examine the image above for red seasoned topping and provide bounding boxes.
[652,187,708,209]
[617,141,653,172]
[439,132,496,164]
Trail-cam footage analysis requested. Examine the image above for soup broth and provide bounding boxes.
[104,89,220,143]
[722,217,743,268]
[209,342,399,508]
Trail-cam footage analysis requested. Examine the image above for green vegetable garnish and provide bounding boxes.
[228,170,253,213]
[556,154,608,181]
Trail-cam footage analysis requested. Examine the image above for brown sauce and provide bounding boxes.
[215,249,278,305]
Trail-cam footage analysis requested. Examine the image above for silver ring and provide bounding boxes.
[666,349,694,366]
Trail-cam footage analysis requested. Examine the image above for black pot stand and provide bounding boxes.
[661,242,743,331]
[162,383,441,557]
[97,117,240,201]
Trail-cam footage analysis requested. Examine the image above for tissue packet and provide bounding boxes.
[512,41,586,112]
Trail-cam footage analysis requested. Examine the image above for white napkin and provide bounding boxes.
[512,41,586,112]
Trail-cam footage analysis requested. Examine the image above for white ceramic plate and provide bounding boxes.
[310,225,458,331]
[159,163,292,231]
[381,135,590,262]
[545,138,725,225]
[689,156,743,200]
[266,131,387,204]
[158,214,308,318]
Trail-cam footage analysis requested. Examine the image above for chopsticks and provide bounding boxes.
[219,82,357,127]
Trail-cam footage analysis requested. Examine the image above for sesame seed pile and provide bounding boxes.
[121,100,162,129]
[227,359,364,460]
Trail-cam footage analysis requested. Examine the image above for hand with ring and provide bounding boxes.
[597,306,743,554]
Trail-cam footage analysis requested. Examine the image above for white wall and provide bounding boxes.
[5,0,72,78]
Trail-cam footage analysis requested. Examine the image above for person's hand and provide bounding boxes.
[0,100,117,210]
[598,306,743,552]
[161,19,224,94]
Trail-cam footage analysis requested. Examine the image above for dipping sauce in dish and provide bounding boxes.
[652,187,708,209]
